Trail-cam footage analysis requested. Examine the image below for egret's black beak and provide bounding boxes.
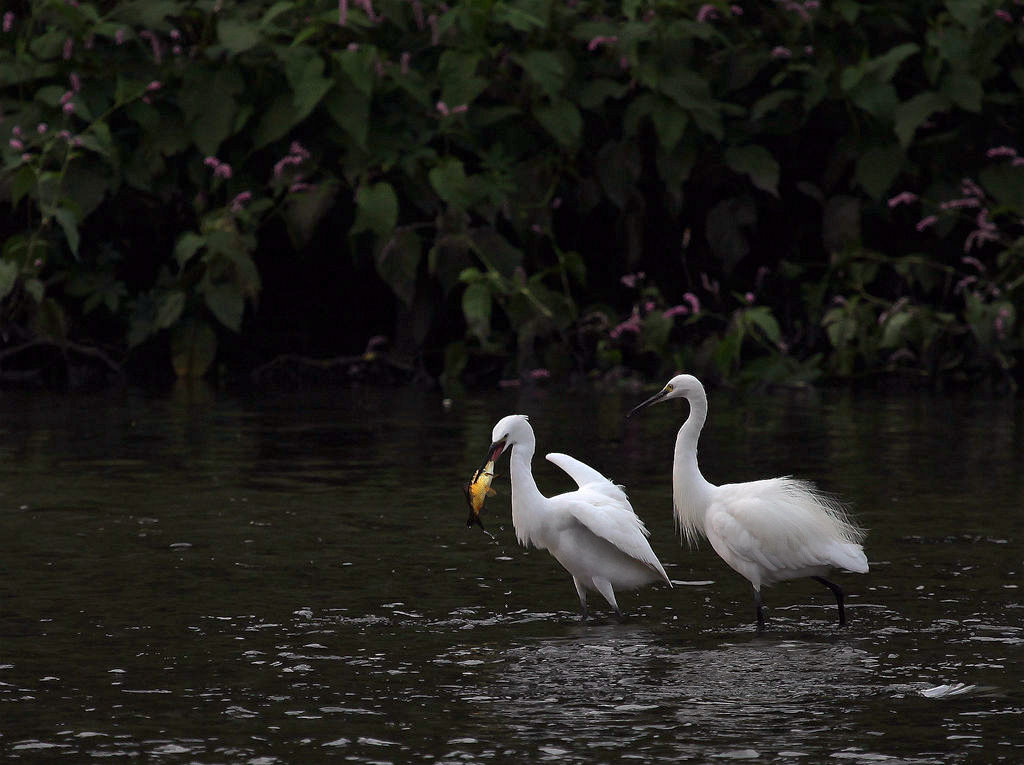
[626,388,669,418]
[486,439,506,463]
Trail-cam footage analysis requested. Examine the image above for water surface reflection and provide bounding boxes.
[0,384,1021,762]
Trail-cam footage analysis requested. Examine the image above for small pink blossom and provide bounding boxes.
[696,4,718,22]
[436,100,450,116]
[663,305,689,319]
[400,51,411,74]
[428,13,439,45]
[551,197,562,209]
[230,191,252,212]
[62,102,75,115]
[12,125,21,136]
[63,37,74,60]
[683,292,701,313]
[940,198,981,210]
[146,80,162,91]
[620,272,645,289]
[960,178,984,198]
[214,163,233,179]
[37,123,47,134]
[986,145,1017,158]
[411,0,424,30]
[21,153,31,162]
[644,300,656,312]
[528,368,551,380]
[805,45,814,55]
[771,46,792,59]
[58,130,71,141]
[69,72,81,92]
[451,104,468,114]
[204,156,221,168]
[700,273,719,297]
[339,0,348,25]
[170,29,181,40]
[587,35,618,51]
[290,141,310,159]
[995,9,1013,21]
[915,215,938,231]
[744,292,755,304]
[9,138,23,150]
[954,276,977,294]
[60,90,74,105]
[610,313,642,339]
[115,28,126,45]
[961,256,986,273]
[731,5,744,15]
[2,12,13,33]
[887,191,918,208]
[1014,157,1024,166]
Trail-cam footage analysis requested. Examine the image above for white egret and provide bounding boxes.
[627,375,868,630]
[482,414,671,618]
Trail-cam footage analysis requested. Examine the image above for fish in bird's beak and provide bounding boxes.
[626,387,670,418]
[464,456,498,529]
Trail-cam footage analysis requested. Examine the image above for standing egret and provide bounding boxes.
[481,414,671,618]
[627,375,868,630]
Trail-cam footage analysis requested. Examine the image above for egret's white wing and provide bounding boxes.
[557,488,671,585]
[546,452,610,488]
[708,478,867,578]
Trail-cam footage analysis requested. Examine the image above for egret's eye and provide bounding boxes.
[666,384,674,393]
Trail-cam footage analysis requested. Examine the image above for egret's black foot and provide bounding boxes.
[812,576,847,626]
[754,588,767,632]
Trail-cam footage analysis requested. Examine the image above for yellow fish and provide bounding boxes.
[464,459,497,529]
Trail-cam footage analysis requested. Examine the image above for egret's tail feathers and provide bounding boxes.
[833,542,869,574]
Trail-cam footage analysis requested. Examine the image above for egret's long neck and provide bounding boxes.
[673,390,714,545]
[509,437,546,547]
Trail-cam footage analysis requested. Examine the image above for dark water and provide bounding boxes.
[1,383,1021,762]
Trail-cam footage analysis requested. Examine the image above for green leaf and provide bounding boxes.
[284,180,339,248]
[578,79,630,109]
[943,72,983,112]
[744,306,781,344]
[324,79,370,147]
[0,260,18,301]
[725,145,780,197]
[175,232,206,267]
[352,182,399,237]
[751,89,800,121]
[217,18,261,55]
[893,91,949,147]
[979,163,1024,212]
[515,50,566,99]
[438,50,488,107]
[534,100,582,148]
[429,158,472,208]
[880,310,911,349]
[10,165,36,207]
[376,228,421,307]
[493,2,545,30]
[462,281,492,342]
[855,144,904,200]
[156,290,186,329]
[468,228,523,278]
[281,48,333,123]
[650,99,688,152]
[179,67,244,156]
[53,207,80,257]
[335,46,377,96]
[171,319,218,378]
[252,93,296,149]
[205,283,245,332]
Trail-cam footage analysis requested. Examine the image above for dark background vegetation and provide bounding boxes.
[1,0,1022,392]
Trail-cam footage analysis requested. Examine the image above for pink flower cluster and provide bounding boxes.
[273,141,310,178]
[204,156,233,179]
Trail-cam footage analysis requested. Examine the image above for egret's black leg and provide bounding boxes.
[754,588,766,632]
[573,577,588,621]
[812,576,846,626]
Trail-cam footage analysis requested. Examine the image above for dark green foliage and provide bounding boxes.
[1,0,1023,390]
